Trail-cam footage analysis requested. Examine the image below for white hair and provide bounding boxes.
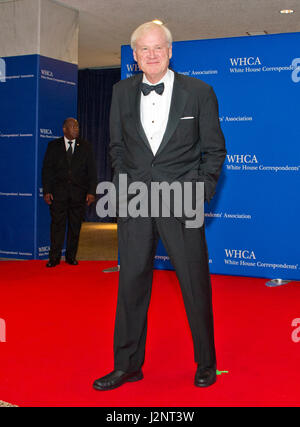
[130,22,173,50]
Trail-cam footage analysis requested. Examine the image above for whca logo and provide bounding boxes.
[226,154,258,164]
[291,58,300,83]
[0,58,6,83]
[225,249,256,260]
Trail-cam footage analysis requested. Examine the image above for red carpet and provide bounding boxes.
[0,260,299,407]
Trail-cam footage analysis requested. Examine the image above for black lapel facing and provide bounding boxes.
[129,72,188,157]
[71,138,81,163]
[74,138,80,153]
[59,137,69,164]
[155,72,188,157]
[131,74,154,154]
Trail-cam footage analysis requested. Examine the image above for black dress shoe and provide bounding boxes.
[46,260,60,268]
[65,259,78,265]
[194,365,216,388]
[93,369,143,391]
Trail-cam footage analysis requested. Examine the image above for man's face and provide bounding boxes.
[63,119,79,140]
[133,27,172,84]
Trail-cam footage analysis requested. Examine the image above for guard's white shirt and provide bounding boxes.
[64,137,76,153]
[140,69,174,155]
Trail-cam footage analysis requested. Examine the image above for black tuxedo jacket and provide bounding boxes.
[42,137,97,202]
[110,71,226,210]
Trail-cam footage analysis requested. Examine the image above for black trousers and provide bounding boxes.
[49,198,85,261]
[114,216,216,373]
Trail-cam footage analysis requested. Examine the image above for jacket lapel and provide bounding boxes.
[155,72,188,157]
[72,138,81,163]
[130,71,188,156]
[58,137,69,164]
[131,74,153,154]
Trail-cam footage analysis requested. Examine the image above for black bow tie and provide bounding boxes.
[141,82,165,96]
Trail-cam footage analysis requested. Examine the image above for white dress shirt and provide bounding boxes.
[140,69,174,155]
[64,137,76,154]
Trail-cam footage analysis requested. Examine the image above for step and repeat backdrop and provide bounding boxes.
[0,55,77,260]
[121,32,300,281]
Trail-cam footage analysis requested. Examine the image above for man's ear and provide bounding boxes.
[168,45,173,60]
[133,50,137,63]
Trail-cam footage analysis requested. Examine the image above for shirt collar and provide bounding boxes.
[64,137,76,144]
[143,68,173,86]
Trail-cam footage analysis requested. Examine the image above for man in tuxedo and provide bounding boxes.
[42,118,97,267]
[93,22,226,390]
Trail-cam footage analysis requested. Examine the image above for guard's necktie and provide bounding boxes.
[67,141,73,164]
[141,82,165,96]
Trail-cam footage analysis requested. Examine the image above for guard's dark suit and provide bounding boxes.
[42,137,97,262]
[110,71,226,372]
